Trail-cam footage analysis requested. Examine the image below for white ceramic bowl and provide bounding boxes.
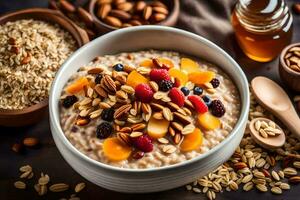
[49,26,250,193]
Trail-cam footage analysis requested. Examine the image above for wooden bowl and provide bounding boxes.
[89,0,180,34]
[0,8,90,127]
[279,42,300,92]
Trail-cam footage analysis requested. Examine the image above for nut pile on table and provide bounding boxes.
[185,91,300,200]
[96,0,170,28]
[14,164,86,200]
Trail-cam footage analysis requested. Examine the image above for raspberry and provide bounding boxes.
[135,83,154,103]
[62,95,78,108]
[96,122,113,139]
[187,95,208,113]
[210,78,220,88]
[211,100,226,117]
[131,134,153,152]
[149,69,170,83]
[159,80,173,92]
[168,88,185,107]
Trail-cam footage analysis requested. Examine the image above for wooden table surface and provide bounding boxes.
[0,0,300,199]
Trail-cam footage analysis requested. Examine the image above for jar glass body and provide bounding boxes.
[232,0,293,62]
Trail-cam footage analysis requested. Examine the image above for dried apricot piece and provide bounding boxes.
[158,58,174,69]
[139,59,153,68]
[126,70,149,88]
[180,128,203,152]
[168,68,188,86]
[198,113,221,131]
[180,58,199,73]
[188,71,215,85]
[66,77,89,94]
[147,117,170,139]
[103,138,132,161]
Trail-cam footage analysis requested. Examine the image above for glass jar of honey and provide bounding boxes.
[232,0,293,62]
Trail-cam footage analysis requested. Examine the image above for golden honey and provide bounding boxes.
[232,0,293,62]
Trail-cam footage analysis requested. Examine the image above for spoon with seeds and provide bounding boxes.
[251,76,300,141]
[249,117,285,149]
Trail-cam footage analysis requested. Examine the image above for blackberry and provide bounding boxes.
[62,95,78,108]
[101,108,115,121]
[210,78,220,88]
[159,80,173,92]
[211,100,226,117]
[113,63,124,71]
[180,87,190,96]
[202,95,212,107]
[96,122,113,139]
[193,86,203,95]
[94,74,102,84]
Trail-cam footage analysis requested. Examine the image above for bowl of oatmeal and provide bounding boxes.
[0,8,89,126]
[50,26,250,193]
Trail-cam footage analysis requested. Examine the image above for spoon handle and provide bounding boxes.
[277,107,300,140]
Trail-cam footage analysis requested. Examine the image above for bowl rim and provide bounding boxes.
[280,42,300,76]
[50,25,250,173]
[0,8,89,115]
[89,0,180,30]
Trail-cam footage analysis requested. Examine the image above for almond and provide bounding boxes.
[143,6,152,20]
[97,4,111,19]
[150,1,167,8]
[104,16,122,27]
[135,1,146,12]
[117,2,133,12]
[23,137,39,147]
[152,6,169,15]
[87,67,104,74]
[110,9,131,21]
[129,20,142,26]
[77,7,93,27]
[153,13,166,22]
[60,0,76,13]
[97,0,112,5]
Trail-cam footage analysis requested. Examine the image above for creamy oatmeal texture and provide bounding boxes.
[60,50,240,169]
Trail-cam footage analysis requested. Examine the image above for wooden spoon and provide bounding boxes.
[249,117,285,149]
[251,76,300,140]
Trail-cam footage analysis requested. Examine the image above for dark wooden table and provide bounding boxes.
[1,0,299,199]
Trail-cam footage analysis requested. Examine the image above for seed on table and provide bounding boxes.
[192,187,201,193]
[271,171,280,181]
[19,165,32,172]
[49,183,69,192]
[289,176,300,183]
[283,167,297,176]
[75,182,86,193]
[243,182,253,191]
[256,184,268,192]
[271,186,282,194]
[14,181,26,189]
[280,183,290,190]
[11,143,24,153]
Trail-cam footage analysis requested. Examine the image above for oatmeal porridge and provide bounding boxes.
[59,50,240,169]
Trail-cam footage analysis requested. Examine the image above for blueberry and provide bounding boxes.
[101,108,115,121]
[202,95,212,107]
[180,87,190,96]
[96,122,113,139]
[210,78,220,88]
[113,63,124,71]
[62,95,78,108]
[94,74,102,84]
[193,86,203,95]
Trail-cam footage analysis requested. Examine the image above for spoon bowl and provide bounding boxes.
[249,117,285,149]
[251,76,300,140]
